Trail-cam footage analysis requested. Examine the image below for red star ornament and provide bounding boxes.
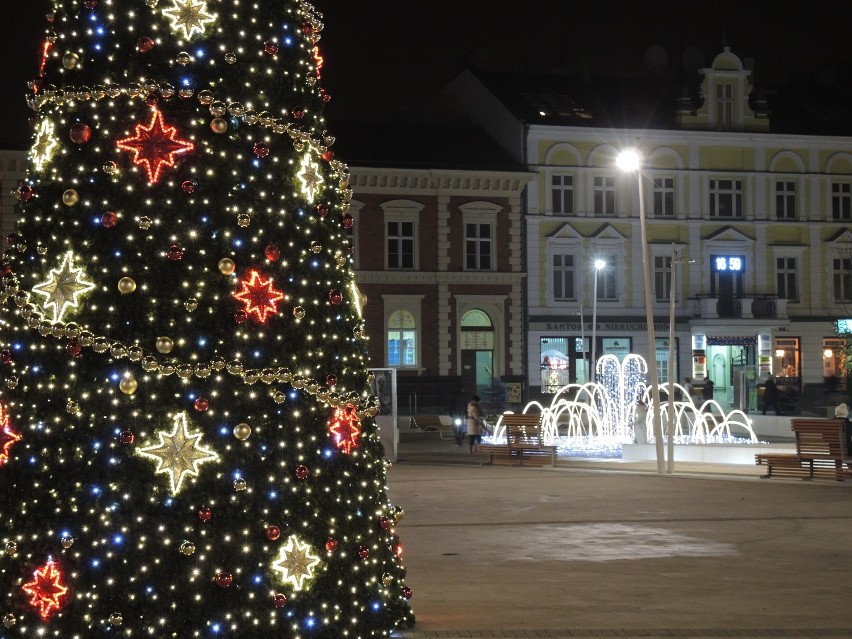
[232,269,286,324]
[0,402,21,466]
[116,109,194,184]
[21,560,69,621]
[328,404,362,455]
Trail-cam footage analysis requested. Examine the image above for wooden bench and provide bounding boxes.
[481,413,556,467]
[755,418,852,481]
[411,415,457,440]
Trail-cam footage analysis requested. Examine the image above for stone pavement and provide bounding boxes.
[388,434,852,639]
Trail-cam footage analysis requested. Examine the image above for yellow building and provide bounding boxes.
[438,47,852,413]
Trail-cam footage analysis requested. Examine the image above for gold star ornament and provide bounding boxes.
[31,251,96,323]
[272,535,321,591]
[161,0,216,40]
[137,412,218,494]
[31,118,59,172]
[296,153,323,203]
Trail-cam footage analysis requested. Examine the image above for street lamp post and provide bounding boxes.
[666,245,694,474]
[617,149,665,475]
[591,259,606,383]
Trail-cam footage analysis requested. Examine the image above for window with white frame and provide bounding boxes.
[709,178,743,218]
[832,182,851,221]
[654,255,672,301]
[386,308,418,368]
[465,222,492,270]
[593,176,615,215]
[653,177,675,217]
[716,83,733,130]
[551,174,574,214]
[552,253,576,301]
[593,256,617,301]
[775,181,797,220]
[460,202,501,271]
[776,257,798,301]
[386,220,414,269]
[832,256,852,303]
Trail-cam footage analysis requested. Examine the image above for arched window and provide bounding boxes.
[387,309,417,367]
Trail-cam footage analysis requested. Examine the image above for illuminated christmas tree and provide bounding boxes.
[0,1,414,637]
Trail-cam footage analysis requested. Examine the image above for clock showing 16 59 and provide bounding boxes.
[712,256,744,272]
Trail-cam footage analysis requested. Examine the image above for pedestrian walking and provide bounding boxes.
[702,378,714,401]
[762,373,779,415]
[466,395,484,454]
[449,385,467,446]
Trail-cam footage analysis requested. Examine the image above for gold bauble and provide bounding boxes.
[62,189,79,206]
[185,297,199,312]
[155,336,174,354]
[224,52,237,64]
[336,253,347,267]
[234,478,247,491]
[237,213,250,227]
[179,541,196,555]
[103,160,118,174]
[138,216,153,229]
[119,375,138,395]
[3,614,16,628]
[310,242,322,253]
[117,277,137,294]
[273,391,286,404]
[66,400,80,414]
[293,306,305,320]
[218,258,235,275]
[210,117,228,134]
[61,536,75,549]
[176,51,192,66]
[382,573,392,586]
[233,423,252,440]
[62,52,80,69]
[109,613,123,626]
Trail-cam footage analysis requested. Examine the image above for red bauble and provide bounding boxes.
[16,184,34,202]
[264,244,280,261]
[272,593,287,608]
[70,122,92,144]
[266,525,281,541]
[328,289,342,305]
[233,310,248,324]
[403,586,413,599]
[119,429,135,445]
[263,40,279,55]
[5,234,17,245]
[378,516,390,530]
[0,261,11,276]
[252,143,269,158]
[358,546,369,559]
[194,398,209,412]
[291,108,305,119]
[145,94,159,107]
[66,341,82,357]
[137,36,155,53]
[324,538,338,552]
[101,211,117,228]
[301,22,314,35]
[320,90,331,103]
[198,507,212,522]
[315,203,328,217]
[321,149,334,162]
[181,180,196,194]
[167,244,184,260]
[342,214,353,229]
[214,572,233,588]
[84,0,98,8]
[0,350,12,365]
[295,464,309,480]
[325,374,337,388]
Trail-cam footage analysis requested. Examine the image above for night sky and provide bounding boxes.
[0,0,849,149]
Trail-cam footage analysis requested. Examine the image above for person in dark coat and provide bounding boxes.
[762,373,779,415]
[449,385,467,446]
[466,395,484,454]
[702,378,714,401]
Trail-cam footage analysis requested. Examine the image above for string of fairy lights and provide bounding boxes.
[0,0,413,636]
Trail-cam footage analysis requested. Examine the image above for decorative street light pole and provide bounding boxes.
[591,258,606,383]
[616,149,665,475]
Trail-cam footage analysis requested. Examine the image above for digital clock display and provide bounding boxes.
[713,256,744,272]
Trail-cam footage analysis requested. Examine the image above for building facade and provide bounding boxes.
[438,48,852,412]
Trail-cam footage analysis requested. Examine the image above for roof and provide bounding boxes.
[467,67,852,137]
[326,120,526,172]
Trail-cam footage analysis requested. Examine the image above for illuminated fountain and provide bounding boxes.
[495,354,757,453]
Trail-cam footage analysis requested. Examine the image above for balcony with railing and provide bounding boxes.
[690,294,788,320]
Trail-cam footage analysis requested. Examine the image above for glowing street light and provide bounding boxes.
[591,258,606,382]
[617,149,665,475]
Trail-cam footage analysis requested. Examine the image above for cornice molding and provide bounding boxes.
[355,270,526,285]
[349,166,535,197]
